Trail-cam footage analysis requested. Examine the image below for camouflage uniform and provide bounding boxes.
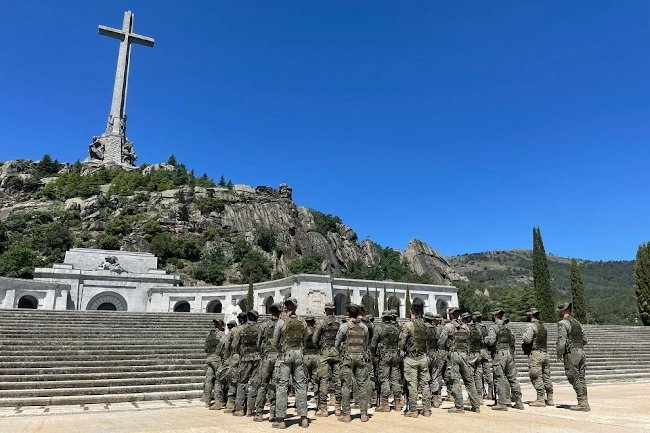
[472,314,494,399]
[203,326,224,406]
[304,319,320,396]
[370,312,402,411]
[557,303,589,411]
[254,312,280,421]
[361,316,376,406]
[271,301,308,427]
[438,313,480,412]
[312,312,342,413]
[468,320,484,404]
[423,314,440,406]
[485,313,523,410]
[522,311,553,406]
[398,317,431,417]
[232,314,262,415]
[219,323,241,410]
[434,318,452,400]
[336,317,370,420]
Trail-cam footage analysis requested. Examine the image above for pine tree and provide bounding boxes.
[405,286,411,318]
[246,276,254,312]
[634,241,650,326]
[345,288,351,312]
[532,226,555,322]
[570,259,588,323]
[218,175,227,187]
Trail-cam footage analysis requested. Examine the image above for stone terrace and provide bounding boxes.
[1,309,650,408]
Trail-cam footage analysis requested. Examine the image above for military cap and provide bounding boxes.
[227,320,237,328]
[472,311,482,318]
[460,312,471,320]
[447,306,460,315]
[284,297,298,306]
[382,310,392,318]
[423,312,435,320]
[305,316,316,322]
[526,308,540,316]
[557,302,572,312]
[349,303,360,309]
[269,303,282,313]
[491,309,505,316]
[237,311,247,319]
[433,314,443,320]
[324,302,335,309]
[247,309,259,320]
[359,305,366,313]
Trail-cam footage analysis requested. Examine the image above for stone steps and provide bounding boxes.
[0,369,203,383]
[0,375,203,390]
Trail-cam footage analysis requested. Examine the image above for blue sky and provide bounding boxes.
[1,1,648,261]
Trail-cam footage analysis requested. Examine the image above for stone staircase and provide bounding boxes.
[1,310,649,407]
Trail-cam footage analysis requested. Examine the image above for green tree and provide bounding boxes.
[240,250,272,283]
[570,259,588,323]
[288,254,325,275]
[364,287,372,315]
[634,241,650,326]
[33,154,61,178]
[96,234,121,250]
[256,226,277,253]
[105,217,132,237]
[383,285,387,313]
[167,154,177,166]
[374,288,379,316]
[0,244,39,278]
[533,226,555,322]
[310,210,342,236]
[345,288,351,312]
[405,285,411,317]
[247,278,254,312]
[218,175,227,187]
[194,250,230,286]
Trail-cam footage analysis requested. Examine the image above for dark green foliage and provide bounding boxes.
[383,285,387,313]
[107,170,147,196]
[0,244,40,278]
[167,155,177,166]
[345,289,351,312]
[570,259,588,323]
[232,239,253,263]
[33,154,61,178]
[239,250,272,283]
[374,288,379,316]
[342,243,430,284]
[95,234,121,250]
[195,173,216,188]
[454,281,494,318]
[533,227,555,322]
[288,254,325,275]
[32,222,73,263]
[218,175,227,187]
[226,180,233,190]
[41,171,103,199]
[256,226,277,253]
[148,233,177,264]
[142,220,165,238]
[178,237,202,261]
[105,217,132,237]
[247,279,254,312]
[194,250,230,286]
[405,286,411,317]
[634,241,650,326]
[310,210,342,237]
[364,287,372,315]
[0,222,7,254]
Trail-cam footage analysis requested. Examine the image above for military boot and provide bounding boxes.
[233,410,245,416]
[491,403,508,411]
[253,414,265,422]
[338,414,352,423]
[446,394,454,402]
[545,393,554,406]
[529,393,546,407]
[422,410,432,417]
[272,418,287,429]
[405,410,419,418]
[209,399,222,410]
[447,407,464,414]
[394,397,403,411]
[513,399,525,410]
[328,395,336,406]
[375,398,390,412]
[487,385,494,400]
[570,396,590,412]
[432,394,440,408]
[300,417,309,428]
[360,414,370,422]
[334,401,342,416]
[225,397,235,411]
[315,402,329,417]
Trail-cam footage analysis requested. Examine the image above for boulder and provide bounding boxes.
[402,239,468,284]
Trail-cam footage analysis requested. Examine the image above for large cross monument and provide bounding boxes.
[88,11,154,166]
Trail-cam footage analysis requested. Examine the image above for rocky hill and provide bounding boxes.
[0,156,464,286]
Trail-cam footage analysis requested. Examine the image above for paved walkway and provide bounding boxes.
[1,382,648,433]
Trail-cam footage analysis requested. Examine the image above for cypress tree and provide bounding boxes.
[374,288,380,316]
[634,241,650,326]
[405,285,411,318]
[345,288,351,312]
[532,226,555,322]
[570,259,588,323]
[383,285,388,312]
[246,276,254,312]
[365,286,372,315]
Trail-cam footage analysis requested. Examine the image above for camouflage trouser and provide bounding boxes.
[469,351,484,399]
[448,351,480,409]
[365,358,375,404]
[317,348,341,404]
[492,349,522,404]
[255,352,279,416]
[403,354,431,412]
[479,348,493,396]
[377,352,402,400]
[204,355,222,402]
[235,358,260,412]
[276,349,308,420]
[303,353,320,394]
[528,350,553,398]
[563,348,587,398]
[217,353,239,399]
[432,349,447,396]
[340,354,368,416]
[426,350,439,395]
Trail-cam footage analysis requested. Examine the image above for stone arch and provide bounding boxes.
[238,298,247,312]
[17,295,38,309]
[86,292,127,311]
[412,297,425,317]
[436,299,449,318]
[174,301,191,312]
[206,300,222,314]
[334,293,346,316]
[361,294,375,314]
[387,295,400,312]
[264,296,274,314]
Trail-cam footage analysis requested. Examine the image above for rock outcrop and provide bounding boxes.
[403,239,469,284]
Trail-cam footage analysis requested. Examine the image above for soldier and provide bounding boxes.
[304,317,320,400]
[472,311,493,400]
[312,302,342,417]
[270,297,309,429]
[485,309,524,411]
[335,304,370,422]
[371,310,403,412]
[359,306,376,406]
[232,310,262,416]
[421,312,439,409]
[254,303,282,422]
[556,301,589,411]
[438,308,481,413]
[466,313,484,406]
[521,308,553,407]
[432,314,449,406]
[398,303,431,418]
[203,319,225,407]
[221,314,245,411]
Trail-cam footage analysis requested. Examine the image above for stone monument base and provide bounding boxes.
[87,133,137,167]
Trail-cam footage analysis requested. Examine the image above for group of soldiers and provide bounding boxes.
[203,297,590,428]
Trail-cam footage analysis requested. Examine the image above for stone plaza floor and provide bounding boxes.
[0,382,648,433]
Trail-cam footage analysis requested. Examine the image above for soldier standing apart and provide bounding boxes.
[472,312,493,400]
[521,308,553,407]
[232,310,262,416]
[371,310,403,412]
[398,303,432,418]
[254,303,282,422]
[438,308,481,413]
[484,309,524,411]
[203,319,225,408]
[303,317,320,400]
[312,302,342,417]
[556,302,590,411]
[270,297,309,429]
[466,313,485,406]
[335,304,370,423]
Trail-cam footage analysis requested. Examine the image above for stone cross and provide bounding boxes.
[88,11,154,166]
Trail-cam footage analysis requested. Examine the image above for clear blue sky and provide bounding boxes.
[1,1,648,261]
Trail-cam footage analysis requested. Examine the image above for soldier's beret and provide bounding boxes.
[472,311,482,318]
[247,309,259,320]
[557,302,572,312]
[324,302,335,309]
[423,312,435,320]
[237,311,247,319]
[382,310,392,318]
[491,309,505,316]
[284,297,298,306]
[227,320,237,327]
[305,316,315,322]
[447,306,460,315]
[433,314,443,320]
[212,319,224,326]
[526,308,540,316]
[460,312,471,320]
[269,303,282,313]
